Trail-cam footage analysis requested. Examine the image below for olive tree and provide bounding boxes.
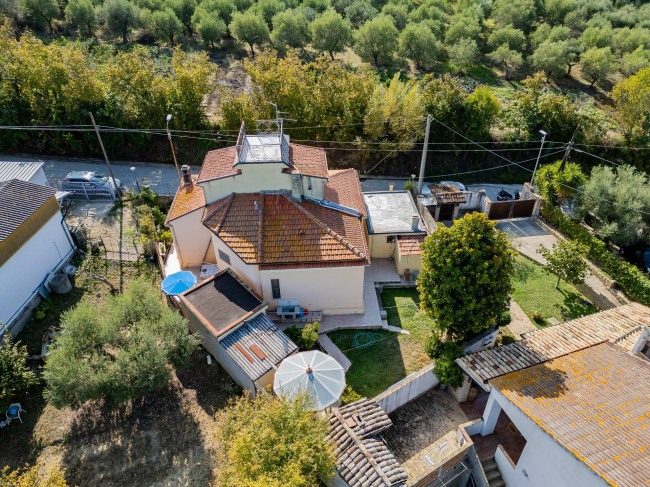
[197,16,226,48]
[65,0,97,36]
[43,278,198,408]
[488,44,523,80]
[271,9,310,50]
[310,9,351,59]
[230,9,270,56]
[418,212,516,341]
[580,47,616,87]
[104,0,140,43]
[21,0,58,34]
[150,8,183,45]
[353,14,398,65]
[399,22,438,70]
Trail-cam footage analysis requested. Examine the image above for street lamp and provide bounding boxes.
[530,130,548,186]
[130,166,141,193]
[166,114,181,183]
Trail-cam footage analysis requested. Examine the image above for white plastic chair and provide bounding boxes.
[6,403,25,424]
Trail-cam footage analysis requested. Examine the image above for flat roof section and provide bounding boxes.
[182,270,262,336]
[363,191,425,234]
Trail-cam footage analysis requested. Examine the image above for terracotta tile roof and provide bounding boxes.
[324,169,367,217]
[491,343,650,487]
[203,192,368,267]
[328,398,408,487]
[457,303,650,388]
[397,235,425,256]
[197,143,328,183]
[197,147,240,183]
[165,178,206,223]
[288,143,329,178]
[428,184,466,204]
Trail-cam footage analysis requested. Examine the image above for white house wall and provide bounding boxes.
[168,209,215,268]
[260,265,365,314]
[201,164,293,204]
[29,167,49,187]
[211,235,262,294]
[489,388,608,487]
[368,234,395,259]
[0,212,74,328]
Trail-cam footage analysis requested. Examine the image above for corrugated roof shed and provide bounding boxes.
[491,343,650,487]
[457,303,650,388]
[328,398,408,487]
[0,161,44,183]
[220,314,298,381]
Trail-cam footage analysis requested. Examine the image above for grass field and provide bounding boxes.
[328,288,432,398]
[512,255,597,327]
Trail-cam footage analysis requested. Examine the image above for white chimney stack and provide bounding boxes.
[411,214,420,231]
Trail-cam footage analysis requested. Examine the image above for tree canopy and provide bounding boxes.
[43,278,198,408]
[214,393,335,487]
[0,330,38,411]
[537,240,589,289]
[418,212,515,341]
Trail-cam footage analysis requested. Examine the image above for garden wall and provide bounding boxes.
[374,363,439,414]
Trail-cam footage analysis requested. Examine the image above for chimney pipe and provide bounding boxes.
[181,165,191,186]
[411,214,420,231]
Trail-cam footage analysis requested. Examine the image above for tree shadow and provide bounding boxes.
[557,288,595,321]
[175,348,239,417]
[329,330,406,397]
[60,379,214,487]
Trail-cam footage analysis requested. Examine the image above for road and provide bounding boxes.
[0,155,200,196]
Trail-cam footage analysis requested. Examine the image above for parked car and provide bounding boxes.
[61,171,123,199]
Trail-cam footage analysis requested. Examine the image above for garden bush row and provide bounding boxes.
[542,202,650,306]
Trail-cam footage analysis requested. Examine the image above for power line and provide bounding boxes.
[574,143,650,150]
[574,148,649,177]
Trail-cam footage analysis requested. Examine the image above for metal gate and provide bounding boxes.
[488,200,536,220]
[488,201,513,220]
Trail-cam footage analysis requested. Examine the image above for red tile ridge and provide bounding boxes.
[257,192,265,263]
[288,194,366,261]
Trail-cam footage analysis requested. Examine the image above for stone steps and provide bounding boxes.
[481,457,505,487]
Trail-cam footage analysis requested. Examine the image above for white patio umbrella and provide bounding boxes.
[273,350,346,411]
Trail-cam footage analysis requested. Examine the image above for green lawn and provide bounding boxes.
[512,255,597,327]
[328,288,433,398]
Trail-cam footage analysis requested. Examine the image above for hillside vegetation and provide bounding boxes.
[0,0,648,178]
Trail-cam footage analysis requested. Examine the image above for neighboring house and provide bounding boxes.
[166,122,369,315]
[471,343,649,487]
[179,268,298,393]
[363,191,427,277]
[0,161,49,187]
[0,179,76,334]
[455,304,650,487]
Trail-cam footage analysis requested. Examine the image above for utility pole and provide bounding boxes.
[166,114,181,183]
[559,125,580,173]
[90,113,121,199]
[417,115,432,195]
[530,129,548,186]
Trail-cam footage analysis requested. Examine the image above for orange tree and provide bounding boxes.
[418,212,515,342]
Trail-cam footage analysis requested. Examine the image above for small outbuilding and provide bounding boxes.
[363,191,427,279]
[421,183,467,222]
[179,268,298,393]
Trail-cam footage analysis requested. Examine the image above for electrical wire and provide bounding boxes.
[574,148,649,177]
[574,143,650,150]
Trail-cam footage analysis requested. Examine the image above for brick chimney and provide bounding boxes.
[181,165,192,187]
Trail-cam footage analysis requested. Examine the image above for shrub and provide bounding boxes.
[0,465,68,486]
[531,310,544,322]
[284,322,320,349]
[542,202,650,305]
[340,385,362,406]
[0,330,39,411]
[432,341,464,388]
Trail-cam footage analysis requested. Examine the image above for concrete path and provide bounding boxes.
[497,218,622,311]
[319,259,402,333]
[318,334,352,371]
[507,301,537,339]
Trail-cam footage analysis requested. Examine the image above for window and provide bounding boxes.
[386,236,395,243]
[271,279,281,299]
[218,249,231,265]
